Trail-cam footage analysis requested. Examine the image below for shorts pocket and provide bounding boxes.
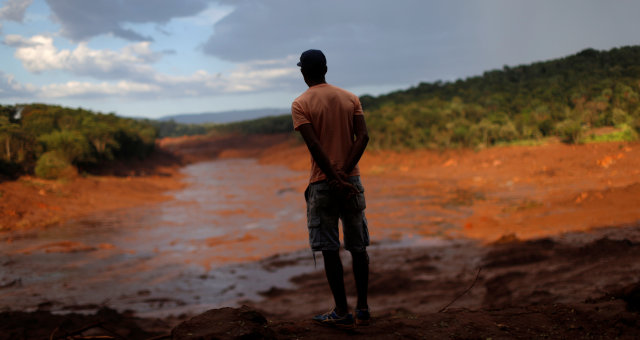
[306,183,327,228]
[344,182,366,212]
[354,189,366,211]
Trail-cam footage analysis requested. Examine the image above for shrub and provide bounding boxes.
[538,119,555,136]
[498,121,519,141]
[612,108,630,126]
[38,130,91,163]
[556,119,583,144]
[632,117,640,135]
[35,151,76,179]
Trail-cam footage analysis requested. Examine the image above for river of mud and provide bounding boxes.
[1,159,463,318]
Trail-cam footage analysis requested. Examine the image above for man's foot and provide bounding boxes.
[312,310,354,328]
[355,308,371,326]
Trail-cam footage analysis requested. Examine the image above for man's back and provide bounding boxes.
[292,83,364,183]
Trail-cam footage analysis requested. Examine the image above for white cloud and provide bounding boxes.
[2,30,299,100]
[40,80,161,98]
[220,55,298,92]
[0,71,36,98]
[4,34,161,81]
[1,54,298,100]
[153,56,298,95]
[0,0,33,22]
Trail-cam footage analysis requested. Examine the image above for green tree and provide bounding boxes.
[38,130,92,163]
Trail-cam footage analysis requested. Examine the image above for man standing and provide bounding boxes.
[291,49,371,328]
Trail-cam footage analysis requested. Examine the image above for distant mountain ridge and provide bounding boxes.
[159,108,290,124]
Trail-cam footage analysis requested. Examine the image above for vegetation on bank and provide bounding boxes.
[174,45,640,149]
[148,119,215,138]
[207,114,293,135]
[148,115,293,138]
[0,104,155,179]
[361,46,640,149]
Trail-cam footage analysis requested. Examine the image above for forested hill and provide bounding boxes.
[0,104,156,180]
[361,46,640,148]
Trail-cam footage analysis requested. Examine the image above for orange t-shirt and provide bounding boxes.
[291,83,364,183]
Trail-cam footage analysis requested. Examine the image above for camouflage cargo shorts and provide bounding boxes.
[304,176,370,252]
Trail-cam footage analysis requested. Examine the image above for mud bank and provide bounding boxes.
[0,148,186,234]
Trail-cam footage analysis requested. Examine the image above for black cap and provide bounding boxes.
[297,49,326,69]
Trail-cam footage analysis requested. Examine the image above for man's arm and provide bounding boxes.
[340,114,369,175]
[297,123,356,193]
[297,123,342,181]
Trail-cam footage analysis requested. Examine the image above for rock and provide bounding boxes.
[171,305,275,340]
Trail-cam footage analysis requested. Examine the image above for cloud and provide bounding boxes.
[1,54,297,100]
[201,0,640,90]
[4,34,162,81]
[202,0,472,87]
[45,0,210,41]
[3,33,298,98]
[40,80,161,98]
[0,71,36,98]
[0,0,33,22]
[137,56,298,97]
[36,62,297,99]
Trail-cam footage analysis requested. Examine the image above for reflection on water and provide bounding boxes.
[0,159,467,316]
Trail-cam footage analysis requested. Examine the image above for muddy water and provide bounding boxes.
[0,159,466,317]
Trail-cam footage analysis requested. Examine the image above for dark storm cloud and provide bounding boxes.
[45,0,210,41]
[202,0,640,89]
[203,0,467,87]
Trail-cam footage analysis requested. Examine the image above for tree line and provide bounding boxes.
[146,114,292,138]
[0,104,156,179]
[361,46,640,148]
[180,45,640,149]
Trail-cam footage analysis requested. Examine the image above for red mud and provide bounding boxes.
[0,146,186,234]
[2,133,640,339]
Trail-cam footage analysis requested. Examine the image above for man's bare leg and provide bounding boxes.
[322,250,349,316]
[351,250,369,310]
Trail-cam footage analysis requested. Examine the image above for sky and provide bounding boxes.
[1,0,639,119]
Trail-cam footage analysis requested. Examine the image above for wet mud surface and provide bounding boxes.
[1,155,474,318]
[1,159,311,317]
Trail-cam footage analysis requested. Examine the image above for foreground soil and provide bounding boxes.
[4,224,639,339]
[2,133,640,339]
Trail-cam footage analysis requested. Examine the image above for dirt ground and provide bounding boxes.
[241,223,640,339]
[2,133,640,339]
[0,134,292,235]
[0,147,186,234]
[5,225,639,339]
